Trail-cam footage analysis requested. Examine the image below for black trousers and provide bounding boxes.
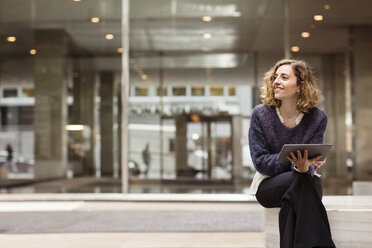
[256,171,336,248]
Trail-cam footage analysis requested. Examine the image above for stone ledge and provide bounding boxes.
[265,196,372,248]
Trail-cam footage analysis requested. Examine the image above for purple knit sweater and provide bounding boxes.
[249,104,328,177]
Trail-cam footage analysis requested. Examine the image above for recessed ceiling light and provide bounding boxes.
[90,17,100,23]
[291,46,300,52]
[72,0,81,2]
[202,16,212,22]
[313,15,324,21]
[30,49,37,55]
[7,36,16,42]
[301,32,310,38]
[105,34,114,40]
[203,33,212,39]
[117,48,123,53]
[324,4,331,10]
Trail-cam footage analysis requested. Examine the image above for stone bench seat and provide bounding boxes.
[265,196,372,248]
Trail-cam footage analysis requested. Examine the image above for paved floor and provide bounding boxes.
[0,232,265,248]
[0,201,265,248]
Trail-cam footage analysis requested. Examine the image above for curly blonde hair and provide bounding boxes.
[260,59,321,113]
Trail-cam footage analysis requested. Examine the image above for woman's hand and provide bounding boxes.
[286,149,323,173]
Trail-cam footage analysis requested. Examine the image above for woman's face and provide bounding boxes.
[272,64,299,101]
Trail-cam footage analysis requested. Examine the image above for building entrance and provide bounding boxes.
[175,114,232,180]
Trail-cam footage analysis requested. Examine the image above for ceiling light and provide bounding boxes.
[301,32,310,38]
[30,49,37,55]
[7,36,16,42]
[90,17,100,23]
[105,34,114,40]
[202,16,212,22]
[313,15,324,21]
[72,0,81,2]
[141,74,147,80]
[291,46,300,52]
[117,48,123,53]
[66,125,84,131]
[324,4,331,10]
[203,33,212,39]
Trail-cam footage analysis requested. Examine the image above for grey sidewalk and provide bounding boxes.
[0,199,265,248]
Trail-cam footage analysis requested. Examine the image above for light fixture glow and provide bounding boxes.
[105,34,114,40]
[141,74,147,80]
[324,4,331,10]
[66,125,84,131]
[90,17,100,23]
[202,16,212,22]
[72,0,81,2]
[192,133,200,140]
[7,36,16,42]
[203,33,212,39]
[291,46,300,52]
[30,49,37,55]
[117,48,123,53]
[301,32,310,38]
[313,15,324,21]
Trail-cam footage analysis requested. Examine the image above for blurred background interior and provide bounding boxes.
[1,0,372,195]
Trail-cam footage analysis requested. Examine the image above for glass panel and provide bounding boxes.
[0,0,122,190]
[172,87,186,96]
[228,86,235,96]
[156,86,167,96]
[135,87,148,96]
[3,89,18,98]
[187,121,208,179]
[209,86,224,96]
[22,89,34,98]
[210,121,232,179]
[191,86,205,96]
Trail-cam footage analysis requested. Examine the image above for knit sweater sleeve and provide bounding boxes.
[309,111,328,144]
[248,109,291,177]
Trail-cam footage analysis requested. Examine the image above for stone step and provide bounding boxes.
[265,196,372,248]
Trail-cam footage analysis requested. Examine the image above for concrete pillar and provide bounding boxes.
[321,55,349,179]
[352,26,372,180]
[175,114,188,177]
[100,71,115,176]
[232,115,244,183]
[33,29,69,179]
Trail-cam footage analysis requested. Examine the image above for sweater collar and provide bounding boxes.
[275,107,304,126]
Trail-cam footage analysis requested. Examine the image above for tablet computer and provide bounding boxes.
[277,144,333,162]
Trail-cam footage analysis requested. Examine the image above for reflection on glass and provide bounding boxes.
[228,86,235,96]
[22,89,34,98]
[192,86,205,96]
[172,87,186,96]
[210,86,223,96]
[135,87,148,96]
[157,86,167,96]
[3,89,18,98]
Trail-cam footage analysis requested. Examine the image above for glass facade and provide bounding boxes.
[1,0,372,194]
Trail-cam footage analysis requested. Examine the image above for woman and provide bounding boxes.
[248,59,335,248]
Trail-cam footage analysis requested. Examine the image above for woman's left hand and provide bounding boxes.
[286,149,323,172]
